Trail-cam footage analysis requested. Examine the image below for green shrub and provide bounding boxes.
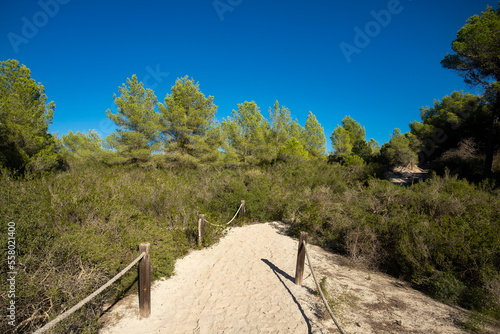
[420,271,466,304]
[288,171,500,320]
[2,158,499,332]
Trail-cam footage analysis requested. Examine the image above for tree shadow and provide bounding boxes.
[261,259,312,334]
[268,221,291,236]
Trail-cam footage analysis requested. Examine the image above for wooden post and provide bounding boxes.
[139,243,151,318]
[295,232,308,285]
[241,200,245,223]
[198,214,205,247]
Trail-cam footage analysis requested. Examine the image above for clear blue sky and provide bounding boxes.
[0,0,495,150]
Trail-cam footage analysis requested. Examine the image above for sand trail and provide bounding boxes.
[101,222,323,333]
[100,222,496,334]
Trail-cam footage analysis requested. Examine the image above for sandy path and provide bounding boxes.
[100,222,498,334]
[100,222,326,333]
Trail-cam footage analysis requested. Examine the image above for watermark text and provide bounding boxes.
[6,222,17,327]
[7,0,71,53]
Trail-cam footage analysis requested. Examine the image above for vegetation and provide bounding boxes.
[105,75,161,164]
[380,128,420,167]
[330,115,379,163]
[1,3,500,333]
[441,2,500,175]
[159,76,221,162]
[2,161,499,333]
[0,60,62,174]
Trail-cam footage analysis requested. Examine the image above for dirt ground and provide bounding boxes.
[99,222,499,333]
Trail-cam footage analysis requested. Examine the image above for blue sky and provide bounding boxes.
[0,0,495,150]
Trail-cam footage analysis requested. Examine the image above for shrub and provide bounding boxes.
[2,158,499,332]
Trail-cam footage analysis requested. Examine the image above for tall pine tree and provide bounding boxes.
[159,76,220,161]
[303,111,326,157]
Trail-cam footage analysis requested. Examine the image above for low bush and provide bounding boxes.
[1,160,499,332]
[289,171,500,319]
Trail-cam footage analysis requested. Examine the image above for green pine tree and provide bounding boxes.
[0,59,61,172]
[159,76,220,162]
[105,75,160,163]
[61,130,103,161]
[441,2,500,175]
[303,111,326,157]
[221,101,271,164]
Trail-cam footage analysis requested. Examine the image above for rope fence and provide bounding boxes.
[198,200,245,246]
[34,243,150,333]
[32,201,349,334]
[295,232,346,334]
[205,201,244,227]
[34,201,246,332]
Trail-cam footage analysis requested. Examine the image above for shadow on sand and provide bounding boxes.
[261,258,312,334]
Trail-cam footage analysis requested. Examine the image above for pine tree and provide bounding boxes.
[380,129,419,167]
[61,130,103,161]
[159,76,220,161]
[105,75,160,162]
[330,116,378,161]
[331,126,353,157]
[222,101,271,164]
[0,59,60,172]
[303,111,326,157]
[441,3,500,175]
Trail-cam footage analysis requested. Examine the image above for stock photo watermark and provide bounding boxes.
[143,64,170,90]
[339,0,408,64]
[7,0,71,54]
[6,222,17,327]
[213,0,243,21]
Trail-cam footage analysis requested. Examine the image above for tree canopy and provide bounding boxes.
[410,91,490,164]
[441,2,500,174]
[380,129,420,167]
[330,116,379,162]
[441,3,500,91]
[159,76,220,161]
[0,59,60,172]
[303,111,327,157]
[105,75,160,162]
[61,130,103,161]
[221,101,270,164]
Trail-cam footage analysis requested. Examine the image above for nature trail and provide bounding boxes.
[100,222,486,334]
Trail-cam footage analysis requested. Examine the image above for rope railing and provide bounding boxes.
[198,200,245,246]
[303,240,346,334]
[205,201,244,227]
[34,243,150,333]
[33,202,246,332]
[295,232,346,334]
[32,203,348,334]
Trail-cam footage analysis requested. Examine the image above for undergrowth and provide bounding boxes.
[1,160,499,332]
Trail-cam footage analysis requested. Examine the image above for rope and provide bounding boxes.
[225,203,243,225]
[205,203,243,227]
[34,252,146,333]
[205,220,224,227]
[303,241,346,334]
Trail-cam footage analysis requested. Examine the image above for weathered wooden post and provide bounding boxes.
[139,242,151,318]
[241,200,245,223]
[295,232,308,285]
[198,214,205,247]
